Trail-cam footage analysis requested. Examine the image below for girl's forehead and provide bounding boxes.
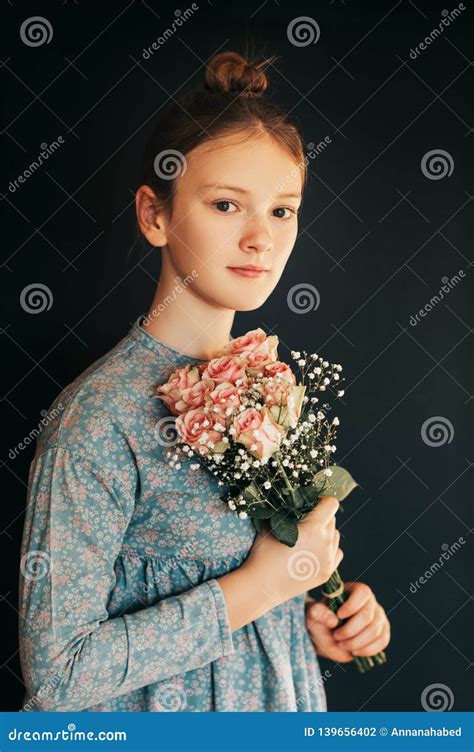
[183,137,303,193]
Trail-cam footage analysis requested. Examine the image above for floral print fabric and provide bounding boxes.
[18,314,328,712]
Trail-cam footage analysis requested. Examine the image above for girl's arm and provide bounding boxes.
[19,444,235,712]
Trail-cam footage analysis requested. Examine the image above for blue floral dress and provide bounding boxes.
[18,314,328,712]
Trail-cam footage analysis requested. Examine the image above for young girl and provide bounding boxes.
[18,51,390,712]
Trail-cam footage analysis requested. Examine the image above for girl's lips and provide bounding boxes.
[228,267,269,278]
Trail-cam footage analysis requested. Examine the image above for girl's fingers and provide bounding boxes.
[307,601,338,629]
[351,621,391,656]
[333,599,375,641]
[337,607,386,652]
[336,582,373,619]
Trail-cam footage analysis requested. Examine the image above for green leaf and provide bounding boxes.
[311,466,359,502]
[242,482,263,504]
[253,518,263,533]
[247,504,274,519]
[270,510,299,547]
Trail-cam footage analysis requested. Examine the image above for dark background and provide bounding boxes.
[1,0,472,713]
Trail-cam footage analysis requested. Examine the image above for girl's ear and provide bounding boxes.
[135,185,169,247]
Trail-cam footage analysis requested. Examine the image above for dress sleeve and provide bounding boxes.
[18,444,234,712]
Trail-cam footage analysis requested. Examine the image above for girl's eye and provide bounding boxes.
[212,200,238,213]
[211,201,298,219]
[273,207,297,220]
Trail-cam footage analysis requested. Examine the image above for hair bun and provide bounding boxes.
[204,51,274,97]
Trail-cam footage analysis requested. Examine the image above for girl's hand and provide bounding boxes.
[305,581,391,662]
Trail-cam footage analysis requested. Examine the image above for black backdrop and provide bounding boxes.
[1,0,472,713]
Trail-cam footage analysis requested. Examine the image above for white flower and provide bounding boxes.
[322,360,329,367]
[337,389,345,397]
[323,377,330,385]
[310,449,318,458]
[317,411,325,420]
[334,373,339,380]
[332,417,340,426]
[238,511,248,519]
[319,385,326,391]
[263,481,272,490]
[314,367,321,375]
[298,359,305,366]
[292,351,300,359]
[323,468,333,477]
[229,500,236,511]
[308,413,316,423]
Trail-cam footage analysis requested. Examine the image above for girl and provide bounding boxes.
[18,50,390,712]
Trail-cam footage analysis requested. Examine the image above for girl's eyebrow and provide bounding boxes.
[198,184,302,200]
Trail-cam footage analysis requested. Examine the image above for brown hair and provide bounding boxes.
[133,50,307,256]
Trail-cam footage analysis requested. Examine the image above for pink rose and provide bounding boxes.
[175,407,228,457]
[206,382,242,423]
[224,328,268,358]
[263,361,296,384]
[155,365,201,416]
[269,385,307,429]
[233,407,286,462]
[174,378,215,414]
[244,336,279,371]
[201,355,247,386]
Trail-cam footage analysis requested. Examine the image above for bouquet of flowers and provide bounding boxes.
[154,328,386,673]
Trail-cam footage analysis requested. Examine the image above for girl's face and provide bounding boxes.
[160,131,303,311]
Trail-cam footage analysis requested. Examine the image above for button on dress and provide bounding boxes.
[18,314,328,712]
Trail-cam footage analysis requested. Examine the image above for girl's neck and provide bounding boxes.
[142,274,235,361]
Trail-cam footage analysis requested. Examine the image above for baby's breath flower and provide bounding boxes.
[238,511,248,519]
[323,468,333,477]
